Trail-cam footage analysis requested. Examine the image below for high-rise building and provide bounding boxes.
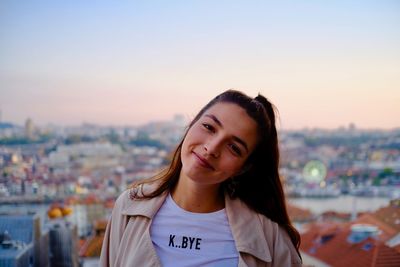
[48,220,79,267]
[24,118,35,140]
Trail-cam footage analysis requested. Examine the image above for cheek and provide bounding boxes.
[181,140,191,161]
[181,132,199,158]
[184,127,205,146]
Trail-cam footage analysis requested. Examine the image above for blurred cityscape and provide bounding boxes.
[0,117,399,266]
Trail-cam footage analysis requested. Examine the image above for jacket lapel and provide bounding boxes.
[225,194,272,263]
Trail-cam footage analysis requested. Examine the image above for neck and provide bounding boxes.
[171,174,225,213]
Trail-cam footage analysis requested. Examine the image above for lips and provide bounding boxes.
[192,152,215,170]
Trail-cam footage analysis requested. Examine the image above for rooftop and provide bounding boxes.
[300,199,400,266]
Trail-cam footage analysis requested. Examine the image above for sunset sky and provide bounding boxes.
[1,1,399,130]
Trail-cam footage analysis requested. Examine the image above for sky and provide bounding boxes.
[0,0,399,130]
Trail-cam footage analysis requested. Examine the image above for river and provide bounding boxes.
[289,195,391,214]
[1,195,392,219]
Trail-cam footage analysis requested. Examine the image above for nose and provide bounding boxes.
[204,138,221,158]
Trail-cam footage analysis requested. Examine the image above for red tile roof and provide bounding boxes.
[94,220,108,231]
[320,211,351,222]
[393,244,400,254]
[355,213,398,241]
[300,199,400,266]
[287,203,314,222]
[301,223,400,267]
[79,234,104,257]
[79,219,108,257]
[372,199,400,233]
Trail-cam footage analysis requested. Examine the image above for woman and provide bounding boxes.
[100,90,302,266]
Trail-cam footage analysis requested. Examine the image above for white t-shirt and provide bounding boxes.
[150,194,239,267]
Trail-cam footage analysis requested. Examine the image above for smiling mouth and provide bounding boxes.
[192,152,215,170]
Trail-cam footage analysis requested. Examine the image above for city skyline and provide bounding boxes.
[0,111,399,131]
[1,1,399,130]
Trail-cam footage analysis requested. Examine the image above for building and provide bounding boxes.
[48,220,79,267]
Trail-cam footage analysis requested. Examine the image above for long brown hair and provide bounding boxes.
[132,89,301,254]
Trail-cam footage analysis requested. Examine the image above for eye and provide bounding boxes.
[202,123,215,132]
[229,143,242,156]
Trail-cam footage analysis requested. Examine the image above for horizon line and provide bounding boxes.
[1,120,398,132]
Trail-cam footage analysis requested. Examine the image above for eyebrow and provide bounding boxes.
[204,114,249,153]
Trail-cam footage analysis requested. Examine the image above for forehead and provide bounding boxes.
[202,102,259,151]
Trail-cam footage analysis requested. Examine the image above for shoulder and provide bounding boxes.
[111,181,155,210]
[252,210,289,248]
[109,189,132,217]
[225,197,301,265]
[257,215,302,265]
[256,213,281,237]
[112,181,168,218]
[128,179,163,198]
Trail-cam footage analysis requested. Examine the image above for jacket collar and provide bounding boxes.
[121,183,272,263]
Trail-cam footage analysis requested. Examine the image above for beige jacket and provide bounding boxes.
[100,185,302,267]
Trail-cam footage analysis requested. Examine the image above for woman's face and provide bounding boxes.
[180,102,259,187]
